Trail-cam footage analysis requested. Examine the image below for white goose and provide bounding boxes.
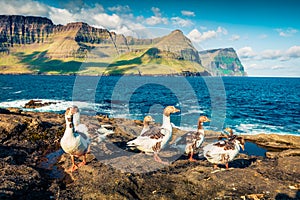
[140,115,155,135]
[174,116,210,161]
[203,128,245,169]
[60,106,91,172]
[127,106,180,164]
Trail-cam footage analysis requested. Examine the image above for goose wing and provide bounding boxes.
[141,126,165,139]
[127,127,167,153]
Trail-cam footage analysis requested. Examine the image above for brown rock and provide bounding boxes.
[243,134,300,149]
[0,109,300,199]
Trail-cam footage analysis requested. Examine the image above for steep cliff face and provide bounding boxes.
[0,15,53,53]
[154,30,201,63]
[199,48,246,76]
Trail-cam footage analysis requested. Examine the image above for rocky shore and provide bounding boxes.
[0,108,299,199]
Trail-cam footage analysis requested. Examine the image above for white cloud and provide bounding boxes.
[48,7,75,25]
[237,47,256,59]
[217,26,228,35]
[187,29,202,42]
[145,7,168,25]
[108,5,131,13]
[201,30,218,40]
[276,28,298,37]
[187,27,228,43]
[145,16,168,25]
[260,49,282,60]
[229,34,240,41]
[92,13,122,29]
[181,10,195,17]
[0,0,49,17]
[271,65,285,70]
[286,46,300,58]
[238,45,300,62]
[171,17,193,27]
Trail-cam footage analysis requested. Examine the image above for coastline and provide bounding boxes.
[0,71,242,77]
[0,108,299,199]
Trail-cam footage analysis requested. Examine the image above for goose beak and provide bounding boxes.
[150,118,155,124]
[174,108,180,113]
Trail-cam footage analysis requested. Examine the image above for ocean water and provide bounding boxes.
[0,74,299,136]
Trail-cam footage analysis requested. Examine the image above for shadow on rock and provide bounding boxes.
[275,190,300,200]
[229,157,257,169]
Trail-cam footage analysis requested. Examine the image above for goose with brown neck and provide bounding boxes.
[184,116,210,161]
[127,106,180,164]
[203,128,245,169]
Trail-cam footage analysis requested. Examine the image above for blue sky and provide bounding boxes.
[1,0,300,77]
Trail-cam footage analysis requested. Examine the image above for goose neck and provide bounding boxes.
[197,122,203,131]
[161,114,172,132]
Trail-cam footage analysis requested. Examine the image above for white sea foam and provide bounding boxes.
[0,99,102,114]
[2,87,13,90]
[13,90,23,94]
[235,123,296,135]
[180,109,205,116]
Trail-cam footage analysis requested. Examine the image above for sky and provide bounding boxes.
[1,0,300,77]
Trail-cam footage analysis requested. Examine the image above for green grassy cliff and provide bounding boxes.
[0,15,245,76]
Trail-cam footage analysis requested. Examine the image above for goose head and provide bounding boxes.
[224,127,234,136]
[65,107,72,121]
[197,116,210,133]
[198,116,210,123]
[143,115,155,125]
[163,106,180,117]
[65,107,74,128]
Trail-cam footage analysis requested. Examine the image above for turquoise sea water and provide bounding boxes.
[0,75,299,135]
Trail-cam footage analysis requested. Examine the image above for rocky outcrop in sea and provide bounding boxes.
[0,107,299,199]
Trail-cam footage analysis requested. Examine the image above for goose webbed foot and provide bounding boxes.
[68,155,79,172]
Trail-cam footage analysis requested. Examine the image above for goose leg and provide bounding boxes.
[78,154,87,167]
[225,163,229,170]
[153,153,169,165]
[68,155,78,172]
[188,151,197,162]
[87,145,91,154]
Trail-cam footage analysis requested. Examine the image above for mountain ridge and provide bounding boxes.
[0,15,246,76]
